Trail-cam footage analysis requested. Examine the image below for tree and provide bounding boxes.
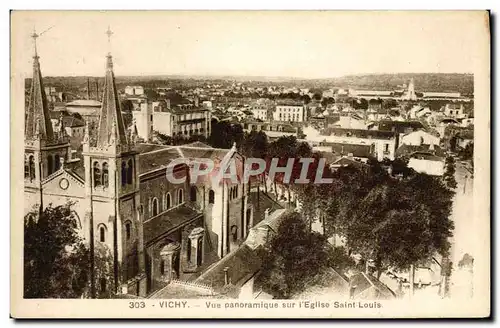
[443,156,458,189]
[312,93,322,101]
[258,212,338,299]
[24,203,113,298]
[208,121,244,149]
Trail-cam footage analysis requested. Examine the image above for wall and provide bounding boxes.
[408,158,445,176]
[401,130,440,146]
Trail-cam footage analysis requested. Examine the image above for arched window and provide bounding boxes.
[24,157,30,179]
[208,189,215,204]
[231,225,238,242]
[125,221,131,240]
[165,193,171,210]
[29,156,35,181]
[121,162,127,186]
[99,225,106,242]
[152,198,159,217]
[54,154,61,171]
[93,162,101,187]
[190,186,197,202]
[47,155,53,175]
[187,238,192,263]
[178,189,184,204]
[102,162,109,188]
[127,159,133,185]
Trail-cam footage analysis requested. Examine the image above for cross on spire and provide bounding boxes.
[31,27,39,58]
[106,25,113,54]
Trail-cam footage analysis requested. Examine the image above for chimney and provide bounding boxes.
[166,99,171,109]
[87,78,90,100]
[223,267,229,285]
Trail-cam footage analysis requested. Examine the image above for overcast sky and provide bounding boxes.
[11,11,486,79]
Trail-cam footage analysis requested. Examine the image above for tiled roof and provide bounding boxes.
[378,120,426,133]
[332,156,370,169]
[350,272,396,300]
[325,142,373,158]
[195,244,264,294]
[143,205,202,245]
[396,144,445,158]
[138,147,183,175]
[321,127,395,140]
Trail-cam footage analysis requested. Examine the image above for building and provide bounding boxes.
[242,120,300,141]
[400,130,440,147]
[251,98,274,121]
[65,99,103,124]
[443,103,465,118]
[307,128,397,161]
[125,86,145,96]
[132,98,212,142]
[24,43,257,298]
[400,78,417,101]
[273,100,307,123]
[396,144,446,176]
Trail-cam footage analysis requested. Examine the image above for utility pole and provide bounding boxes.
[409,264,415,299]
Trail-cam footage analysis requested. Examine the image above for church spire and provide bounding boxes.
[25,28,54,141]
[96,26,127,148]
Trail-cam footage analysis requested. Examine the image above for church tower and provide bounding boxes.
[24,28,71,213]
[82,27,143,296]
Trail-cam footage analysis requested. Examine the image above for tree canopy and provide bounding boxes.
[24,203,113,298]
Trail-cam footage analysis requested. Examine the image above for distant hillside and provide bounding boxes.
[312,73,474,95]
[29,72,474,96]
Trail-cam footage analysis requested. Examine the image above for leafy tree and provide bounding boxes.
[24,203,113,298]
[258,212,338,299]
[208,121,244,149]
[312,93,322,101]
[443,156,457,189]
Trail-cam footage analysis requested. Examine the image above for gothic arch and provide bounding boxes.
[124,220,133,240]
[47,155,54,175]
[152,197,159,217]
[97,223,107,243]
[127,159,133,185]
[93,161,101,187]
[178,188,184,204]
[190,186,198,202]
[208,189,215,204]
[165,193,171,210]
[102,162,109,187]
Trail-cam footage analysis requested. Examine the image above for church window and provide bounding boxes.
[231,225,238,242]
[29,156,35,181]
[24,157,30,179]
[178,189,184,204]
[166,193,171,210]
[190,186,197,202]
[152,198,159,217]
[121,161,127,186]
[127,159,133,185]
[93,162,101,187]
[208,189,215,204]
[47,155,54,175]
[102,162,109,187]
[54,154,61,171]
[99,225,106,242]
[187,238,192,263]
[160,260,165,275]
[125,221,131,240]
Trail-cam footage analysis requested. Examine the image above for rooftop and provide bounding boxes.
[66,99,102,107]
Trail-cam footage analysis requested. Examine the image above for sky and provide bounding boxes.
[11,11,487,79]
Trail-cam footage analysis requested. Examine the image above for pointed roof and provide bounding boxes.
[25,51,54,141]
[96,53,127,148]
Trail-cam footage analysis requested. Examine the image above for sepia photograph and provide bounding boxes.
[10,10,490,318]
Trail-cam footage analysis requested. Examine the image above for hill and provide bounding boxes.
[311,73,473,95]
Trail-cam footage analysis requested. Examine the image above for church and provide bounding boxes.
[23,31,263,298]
